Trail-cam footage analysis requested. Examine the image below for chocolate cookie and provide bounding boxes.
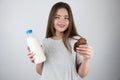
[74,37,87,52]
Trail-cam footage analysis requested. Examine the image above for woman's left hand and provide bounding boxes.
[76,45,93,60]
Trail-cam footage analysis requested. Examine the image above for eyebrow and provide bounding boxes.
[55,14,61,17]
[55,14,69,17]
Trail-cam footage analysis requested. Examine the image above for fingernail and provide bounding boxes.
[79,45,82,47]
[76,47,79,49]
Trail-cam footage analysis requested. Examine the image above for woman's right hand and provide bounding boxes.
[27,46,43,75]
[27,46,35,63]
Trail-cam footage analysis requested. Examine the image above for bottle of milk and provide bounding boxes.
[26,29,46,64]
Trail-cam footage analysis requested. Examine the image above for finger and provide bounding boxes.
[79,52,92,59]
[77,45,93,52]
[77,45,88,51]
[30,57,35,63]
[28,52,35,58]
[87,46,93,50]
[83,52,93,58]
[78,51,88,55]
[76,47,86,51]
[77,49,93,55]
[27,46,31,52]
[87,46,94,54]
[79,45,93,50]
[79,44,88,48]
[27,51,32,55]
[77,52,91,59]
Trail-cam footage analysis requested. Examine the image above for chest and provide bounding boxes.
[44,40,76,66]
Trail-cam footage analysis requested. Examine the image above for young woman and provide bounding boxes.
[27,2,93,80]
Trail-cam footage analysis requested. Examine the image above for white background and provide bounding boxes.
[0,0,120,80]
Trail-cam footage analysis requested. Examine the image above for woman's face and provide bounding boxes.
[54,8,69,34]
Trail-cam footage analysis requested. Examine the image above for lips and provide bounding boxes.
[57,23,65,28]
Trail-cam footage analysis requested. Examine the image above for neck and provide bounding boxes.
[53,32,63,40]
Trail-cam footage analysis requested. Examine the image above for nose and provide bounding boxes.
[58,17,66,23]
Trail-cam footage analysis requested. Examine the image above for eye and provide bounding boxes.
[64,17,69,20]
[54,16,60,19]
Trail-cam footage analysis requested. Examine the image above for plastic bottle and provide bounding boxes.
[26,29,46,64]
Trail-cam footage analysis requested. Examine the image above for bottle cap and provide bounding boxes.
[26,29,32,34]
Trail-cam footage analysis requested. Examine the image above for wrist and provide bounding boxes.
[36,62,43,66]
[83,58,90,63]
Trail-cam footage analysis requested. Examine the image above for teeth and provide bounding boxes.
[58,24,65,27]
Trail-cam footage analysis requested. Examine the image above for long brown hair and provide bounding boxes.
[46,2,80,52]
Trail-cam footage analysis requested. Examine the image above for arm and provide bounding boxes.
[36,63,43,75]
[27,46,44,75]
[76,45,93,78]
[77,59,90,78]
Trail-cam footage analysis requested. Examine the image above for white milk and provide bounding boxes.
[26,30,46,64]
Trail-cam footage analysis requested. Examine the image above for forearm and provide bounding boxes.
[78,59,90,78]
[36,63,43,75]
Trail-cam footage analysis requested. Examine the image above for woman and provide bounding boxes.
[27,2,93,80]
